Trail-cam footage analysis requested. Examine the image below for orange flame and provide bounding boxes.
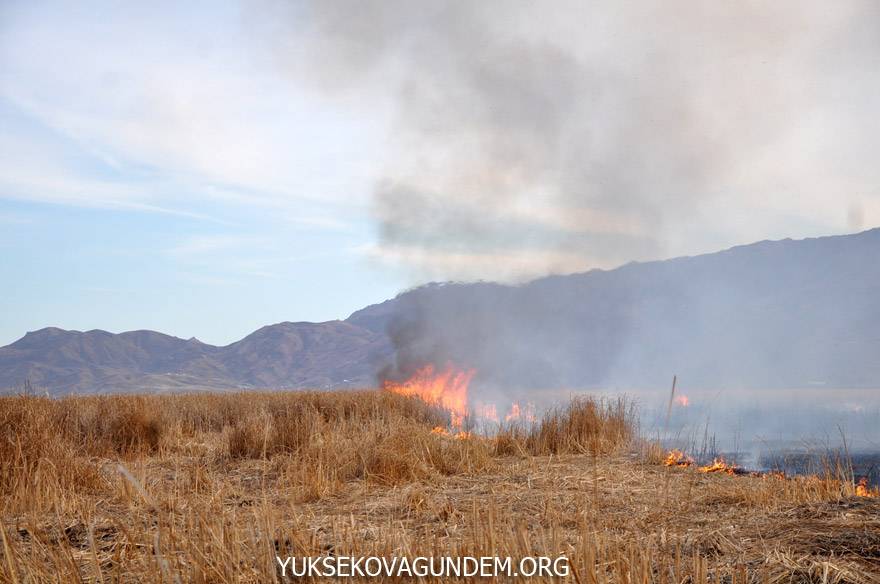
[662,451,837,485]
[383,364,474,428]
[698,458,740,475]
[664,449,693,467]
[505,402,523,422]
[504,402,537,423]
[430,425,473,439]
[674,395,689,407]
[856,477,877,498]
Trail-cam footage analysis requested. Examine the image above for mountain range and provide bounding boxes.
[3,228,880,394]
[0,321,392,394]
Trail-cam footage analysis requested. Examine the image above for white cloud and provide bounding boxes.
[0,1,388,219]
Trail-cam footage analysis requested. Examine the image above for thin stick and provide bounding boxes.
[664,375,678,434]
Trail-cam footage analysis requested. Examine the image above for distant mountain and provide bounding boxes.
[220,321,391,389]
[0,322,391,394]
[3,228,880,394]
[375,228,880,390]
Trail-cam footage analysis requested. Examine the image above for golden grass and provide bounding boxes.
[1,390,878,583]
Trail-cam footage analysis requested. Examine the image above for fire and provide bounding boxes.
[664,449,693,467]
[382,364,540,432]
[431,426,472,440]
[661,450,874,490]
[504,402,537,423]
[663,449,783,478]
[674,395,689,407]
[698,458,741,475]
[383,364,474,428]
[856,477,877,498]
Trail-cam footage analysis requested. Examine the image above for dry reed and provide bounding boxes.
[1,390,877,582]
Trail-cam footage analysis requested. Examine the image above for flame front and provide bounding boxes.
[663,451,875,492]
[698,458,740,475]
[383,364,474,428]
[664,449,693,467]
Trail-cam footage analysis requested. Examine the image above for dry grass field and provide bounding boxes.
[1,390,879,583]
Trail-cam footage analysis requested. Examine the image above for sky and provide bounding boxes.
[2,0,880,346]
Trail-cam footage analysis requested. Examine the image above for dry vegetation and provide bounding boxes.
[1,391,878,583]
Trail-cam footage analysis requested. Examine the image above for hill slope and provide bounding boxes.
[3,228,880,393]
[359,228,880,389]
[0,322,391,394]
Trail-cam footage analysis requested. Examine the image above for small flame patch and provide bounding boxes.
[697,458,741,475]
[664,449,693,467]
[856,477,878,498]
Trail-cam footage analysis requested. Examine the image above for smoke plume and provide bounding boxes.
[260,4,880,461]
[263,0,880,281]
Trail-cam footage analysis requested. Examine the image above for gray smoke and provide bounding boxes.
[259,0,880,281]
[258,4,880,472]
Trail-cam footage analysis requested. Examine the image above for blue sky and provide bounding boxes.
[2,1,879,346]
[0,1,407,345]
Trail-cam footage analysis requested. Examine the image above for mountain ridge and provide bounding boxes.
[4,227,880,394]
[0,319,391,394]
